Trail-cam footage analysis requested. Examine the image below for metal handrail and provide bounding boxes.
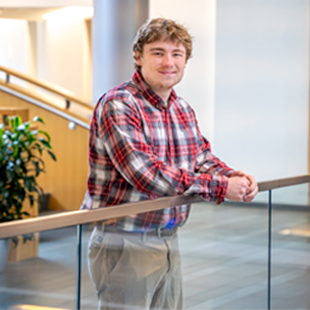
[1,174,310,239]
[0,65,93,129]
[0,65,93,110]
[0,84,91,130]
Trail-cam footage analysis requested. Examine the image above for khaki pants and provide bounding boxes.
[87,226,183,310]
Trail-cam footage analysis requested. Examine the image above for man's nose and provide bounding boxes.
[162,54,173,67]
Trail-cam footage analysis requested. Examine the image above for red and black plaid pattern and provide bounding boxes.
[81,71,233,231]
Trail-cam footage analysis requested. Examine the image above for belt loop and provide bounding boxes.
[156,228,161,238]
[142,231,147,243]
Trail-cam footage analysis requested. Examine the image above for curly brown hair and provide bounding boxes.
[132,18,193,70]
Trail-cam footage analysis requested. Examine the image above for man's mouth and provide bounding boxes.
[159,71,176,76]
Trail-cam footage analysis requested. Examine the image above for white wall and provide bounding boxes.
[213,0,309,185]
[0,14,92,102]
[36,16,91,101]
[0,19,28,85]
[150,0,217,144]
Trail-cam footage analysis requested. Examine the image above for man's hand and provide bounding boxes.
[226,170,258,203]
[225,176,250,202]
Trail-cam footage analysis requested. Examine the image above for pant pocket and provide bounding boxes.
[104,233,124,275]
[87,230,125,293]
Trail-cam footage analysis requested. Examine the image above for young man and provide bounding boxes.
[82,18,258,309]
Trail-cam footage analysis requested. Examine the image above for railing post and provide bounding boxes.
[5,74,10,83]
[267,190,272,310]
[76,224,82,310]
[66,99,71,109]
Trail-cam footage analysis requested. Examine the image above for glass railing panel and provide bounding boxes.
[78,194,269,309]
[4,183,305,310]
[80,223,97,309]
[0,226,78,309]
[180,192,270,310]
[270,183,310,310]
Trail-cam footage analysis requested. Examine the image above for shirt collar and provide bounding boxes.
[131,70,177,109]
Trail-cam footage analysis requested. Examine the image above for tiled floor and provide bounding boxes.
[0,202,309,310]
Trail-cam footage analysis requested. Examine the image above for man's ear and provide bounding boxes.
[134,51,142,66]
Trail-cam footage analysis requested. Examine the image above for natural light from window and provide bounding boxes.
[42,6,93,21]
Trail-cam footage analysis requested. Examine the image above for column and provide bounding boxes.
[92,0,149,103]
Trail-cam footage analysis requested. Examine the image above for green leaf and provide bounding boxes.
[17,124,26,131]
[3,190,9,199]
[33,184,43,195]
[0,115,55,223]
[9,115,22,129]
[32,160,43,177]
[22,233,34,243]
[6,161,14,171]
[47,150,57,161]
[12,145,19,158]
[33,116,45,125]
[12,236,18,248]
[31,130,39,136]
[39,130,51,142]
[24,122,31,129]
[24,177,33,191]
[39,138,51,149]
[28,195,35,206]
[21,211,30,217]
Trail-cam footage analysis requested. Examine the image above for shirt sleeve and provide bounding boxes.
[99,99,229,204]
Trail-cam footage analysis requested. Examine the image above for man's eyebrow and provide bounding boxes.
[149,48,165,52]
[149,47,185,53]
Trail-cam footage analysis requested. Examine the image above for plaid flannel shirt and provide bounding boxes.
[81,70,233,231]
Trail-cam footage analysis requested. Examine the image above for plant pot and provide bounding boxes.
[0,238,10,273]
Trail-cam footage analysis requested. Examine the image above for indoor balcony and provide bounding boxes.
[0,175,310,310]
[0,66,309,310]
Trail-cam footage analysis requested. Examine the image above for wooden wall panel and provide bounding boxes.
[0,107,29,124]
[0,89,90,211]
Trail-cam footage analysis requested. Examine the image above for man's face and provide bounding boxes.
[135,40,187,101]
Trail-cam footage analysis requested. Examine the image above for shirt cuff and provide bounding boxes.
[200,174,229,204]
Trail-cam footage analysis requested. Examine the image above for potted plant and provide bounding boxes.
[0,115,56,271]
